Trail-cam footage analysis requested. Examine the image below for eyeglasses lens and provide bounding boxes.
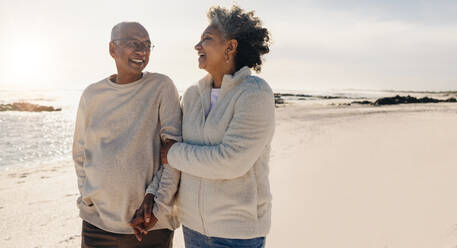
[126,41,152,51]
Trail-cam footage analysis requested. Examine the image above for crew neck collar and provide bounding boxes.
[106,72,148,89]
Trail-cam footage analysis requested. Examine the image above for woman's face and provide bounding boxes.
[194,25,228,73]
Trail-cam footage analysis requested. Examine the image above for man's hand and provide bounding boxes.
[130,209,146,241]
[160,139,177,165]
[129,193,158,241]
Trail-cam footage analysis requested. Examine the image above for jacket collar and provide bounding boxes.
[197,66,251,116]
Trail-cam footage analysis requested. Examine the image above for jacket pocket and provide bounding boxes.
[207,170,258,221]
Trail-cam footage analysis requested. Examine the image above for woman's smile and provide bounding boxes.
[197,52,206,63]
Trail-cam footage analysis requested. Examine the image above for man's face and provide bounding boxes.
[110,25,151,78]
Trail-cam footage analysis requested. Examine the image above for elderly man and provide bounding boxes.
[72,22,181,248]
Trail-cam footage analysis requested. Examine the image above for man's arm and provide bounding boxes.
[133,141,180,239]
[72,95,87,196]
[139,78,182,228]
[152,79,182,223]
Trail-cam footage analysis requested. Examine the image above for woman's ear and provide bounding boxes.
[226,39,238,57]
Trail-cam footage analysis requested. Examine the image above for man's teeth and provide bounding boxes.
[131,59,143,63]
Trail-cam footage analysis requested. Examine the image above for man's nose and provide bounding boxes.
[136,49,147,56]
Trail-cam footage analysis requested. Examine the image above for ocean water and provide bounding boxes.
[0,88,412,170]
[0,89,82,170]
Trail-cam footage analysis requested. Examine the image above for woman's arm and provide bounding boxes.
[167,88,275,180]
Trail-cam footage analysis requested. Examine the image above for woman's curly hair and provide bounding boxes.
[207,5,271,73]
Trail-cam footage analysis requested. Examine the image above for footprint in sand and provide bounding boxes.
[19,172,31,178]
[59,234,80,243]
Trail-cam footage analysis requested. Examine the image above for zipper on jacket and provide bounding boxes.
[198,178,207,235]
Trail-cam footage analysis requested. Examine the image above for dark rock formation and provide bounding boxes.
[318,95,340,99]
[273,93,343,102]
[374,95,454,105]
[351,100,372,105]
[351,95,457,106]
[295,94,312,97]
[274,94,285,105]
[0,102,62,112]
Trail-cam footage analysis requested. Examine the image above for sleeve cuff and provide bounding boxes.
[161,134,182,142]
[152,201,168,225]
[145,165,164,196]
[166,142,181,169]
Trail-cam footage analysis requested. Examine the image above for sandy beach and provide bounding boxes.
[1,100,457,248]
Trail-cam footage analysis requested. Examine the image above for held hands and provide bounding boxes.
[129,193,158,241]
[160,139,177,165]
[130,139,176,241]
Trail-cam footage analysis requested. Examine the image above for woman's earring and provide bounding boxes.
[225,52,229,64]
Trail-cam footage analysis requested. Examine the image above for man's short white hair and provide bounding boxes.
[110,22,147,41]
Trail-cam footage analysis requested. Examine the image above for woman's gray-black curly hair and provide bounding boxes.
[207,5,271,73]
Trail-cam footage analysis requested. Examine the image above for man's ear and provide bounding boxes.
[226,39,238,57]
[109,42,117,58]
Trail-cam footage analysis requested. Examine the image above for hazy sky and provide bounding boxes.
[1,0,456,91]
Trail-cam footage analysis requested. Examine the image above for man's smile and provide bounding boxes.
[129,58,145,65]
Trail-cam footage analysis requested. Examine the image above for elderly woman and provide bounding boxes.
[162,5,274,248]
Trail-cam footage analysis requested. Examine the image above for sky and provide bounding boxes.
[0,0,456,91]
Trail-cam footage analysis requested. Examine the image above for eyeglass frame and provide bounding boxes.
[111,38,155,52]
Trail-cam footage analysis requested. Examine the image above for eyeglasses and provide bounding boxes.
[112,39,155,52]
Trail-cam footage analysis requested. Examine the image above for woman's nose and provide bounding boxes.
[194,41,202,51]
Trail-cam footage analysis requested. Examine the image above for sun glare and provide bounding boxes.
[6,40,51,87]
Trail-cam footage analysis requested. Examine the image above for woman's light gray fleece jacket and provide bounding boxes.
[167,67,275,239]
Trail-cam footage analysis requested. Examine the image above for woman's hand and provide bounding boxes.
[160,139,177,164]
